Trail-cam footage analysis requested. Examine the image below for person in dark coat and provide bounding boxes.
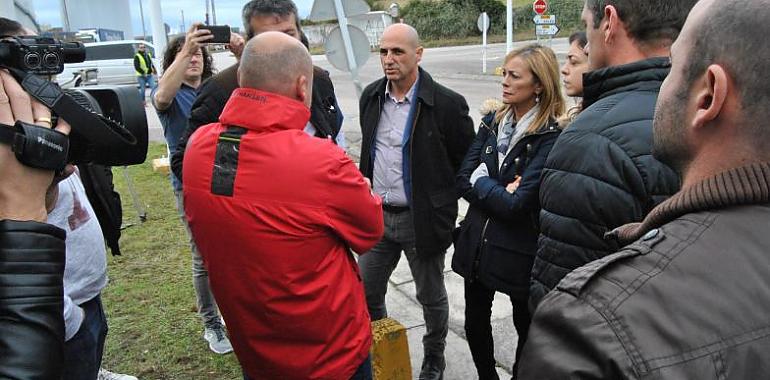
[357,23,475,379]
[452,44,564,379]
[528,0,694,309]
[519,0,770,378]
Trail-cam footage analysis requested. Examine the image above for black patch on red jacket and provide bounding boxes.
[211,126,247,196]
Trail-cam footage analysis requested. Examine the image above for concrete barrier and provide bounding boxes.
[370,318,412,380]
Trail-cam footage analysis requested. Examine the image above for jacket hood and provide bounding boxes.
[219,88,310,133]
[582,57,670,108]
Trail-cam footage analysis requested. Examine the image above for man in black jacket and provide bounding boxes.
[170,0,343,182]
[519,0,770,377]
[529,0,693,308]
[357,23,475,380]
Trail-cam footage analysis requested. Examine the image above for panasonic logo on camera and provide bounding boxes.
[37,136,64,152]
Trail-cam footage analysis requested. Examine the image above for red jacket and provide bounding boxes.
[183,88,384,379]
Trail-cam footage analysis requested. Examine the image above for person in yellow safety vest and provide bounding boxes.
[134,43,157,104]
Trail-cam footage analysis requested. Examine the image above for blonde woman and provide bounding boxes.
[452,44,564,379]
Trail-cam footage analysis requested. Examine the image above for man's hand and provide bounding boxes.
[228,32,245,60]
[183,23,214,59]
[0,70,71,222]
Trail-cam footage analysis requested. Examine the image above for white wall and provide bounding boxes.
[59,0,133,37]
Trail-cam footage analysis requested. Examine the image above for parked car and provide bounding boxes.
[57,40,159,86]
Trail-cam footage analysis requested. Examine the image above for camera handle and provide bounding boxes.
[2,66,137,147]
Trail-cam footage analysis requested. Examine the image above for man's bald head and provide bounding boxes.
[683,0,770,144]
[238,31,313,106]
[381,23,420,49]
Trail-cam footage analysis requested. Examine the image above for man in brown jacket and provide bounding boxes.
[518,0,770,378]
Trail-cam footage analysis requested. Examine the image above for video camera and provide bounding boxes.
[0,36,148,170]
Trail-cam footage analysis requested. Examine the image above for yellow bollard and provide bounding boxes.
[370,318,412,380]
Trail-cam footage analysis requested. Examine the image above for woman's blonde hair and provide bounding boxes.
[495,44,565,134]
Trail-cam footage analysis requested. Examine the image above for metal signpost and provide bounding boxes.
[310,0,371,98]
[477,12,490,74]
[532,0,559,46]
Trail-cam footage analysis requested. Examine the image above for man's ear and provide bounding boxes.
[692,64,729,130]
[603,5,619,45]
[416,46,424,63]
[296,74,311,105]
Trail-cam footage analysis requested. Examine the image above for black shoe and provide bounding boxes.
[419,355,446,380]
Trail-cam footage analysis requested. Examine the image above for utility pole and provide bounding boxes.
[60,0,71,32]
[138,0,147,39]
[211,0,217,25]
[205,0,210,25]
[181,9,186,33]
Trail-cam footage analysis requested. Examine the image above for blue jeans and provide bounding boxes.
[243,355,372,380]
[358,210,449,359]
[137,74,155,101]
[63,294,108,380]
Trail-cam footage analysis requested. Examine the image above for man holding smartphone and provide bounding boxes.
[152,23,244,355]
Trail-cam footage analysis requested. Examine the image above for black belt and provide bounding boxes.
[383,204,410,214]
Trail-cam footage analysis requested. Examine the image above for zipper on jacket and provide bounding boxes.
[409,102,421,244]
[472,217,491,280]
[367,95,382,178]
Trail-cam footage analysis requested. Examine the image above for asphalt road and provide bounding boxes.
[145,37,573,160]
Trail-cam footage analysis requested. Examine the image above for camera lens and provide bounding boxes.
[24,52,41,68]
[44,52,60,68]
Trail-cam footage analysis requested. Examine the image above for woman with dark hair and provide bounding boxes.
[559,31,589,126]
[151,23,238,355]
[453,44,565,379]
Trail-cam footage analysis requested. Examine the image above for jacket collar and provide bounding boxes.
[582,57,670,108]
[369,67,435,107]
[481,111,560,137]
[219,88,310,133]
[609,162,770,244]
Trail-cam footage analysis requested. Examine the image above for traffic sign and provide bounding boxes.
[325,24,370,72]
[477,12,490,32]
[533,14,556,25]
[535,24,559,36]
[533,0,548,15]
[309,0,369,21]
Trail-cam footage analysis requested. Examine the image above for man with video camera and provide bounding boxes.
[0,45,72,380]
[1,17,145,380]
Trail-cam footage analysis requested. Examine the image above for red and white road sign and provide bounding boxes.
[533,0,548,15]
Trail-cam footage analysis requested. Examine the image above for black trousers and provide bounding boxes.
[464,279,531,380]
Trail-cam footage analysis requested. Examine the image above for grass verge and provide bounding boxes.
[101,143,242,379]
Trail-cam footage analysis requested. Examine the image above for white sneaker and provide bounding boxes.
[204,322,234,354]
[98,368,138,380]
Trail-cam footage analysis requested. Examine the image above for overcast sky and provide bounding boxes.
[33,0,315,35]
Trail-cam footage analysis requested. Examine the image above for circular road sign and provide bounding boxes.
[477,12,490,32]
[325,24,371,72]
[533,0,548,15]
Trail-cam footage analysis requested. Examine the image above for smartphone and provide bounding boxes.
[198,25,230,44]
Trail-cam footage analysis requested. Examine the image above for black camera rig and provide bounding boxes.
[0,36,147,170]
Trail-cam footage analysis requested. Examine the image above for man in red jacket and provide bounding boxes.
[182,31,384,380]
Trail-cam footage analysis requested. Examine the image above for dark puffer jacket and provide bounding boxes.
[0,220,66,379]
[519,163,770,380]
[453,113,560,298]
[529,57,680,308]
